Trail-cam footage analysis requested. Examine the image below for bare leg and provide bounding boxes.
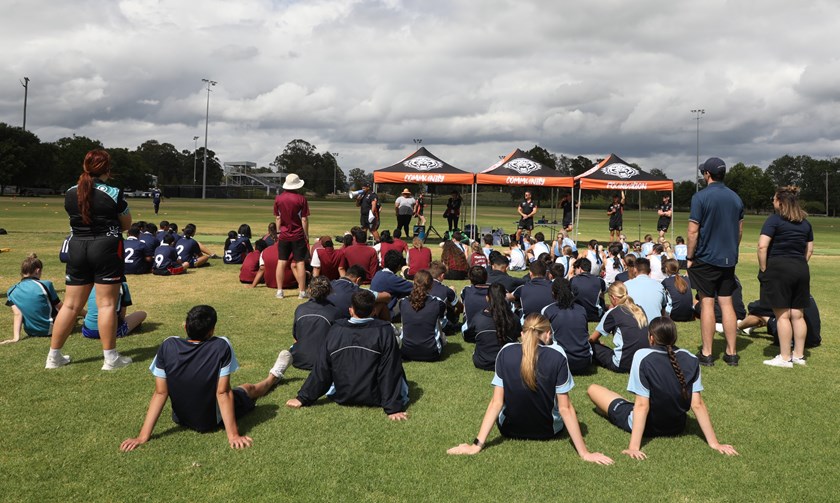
[95,283,122,351]
[276,260,288,292]
[194,255,210,267]
[790,308,807,359]
[50,284,94,350]
[292,261,306,294]
[587,384,625,416]
[773,308,793,360]
[717,295,738,356]
[124,311,147,333]
[738,314,766,331]
[239,374,280,400]
[698,294,716,356]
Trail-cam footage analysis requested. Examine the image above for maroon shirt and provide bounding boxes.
[273,191,310,241]
[379,239,408,267]
[239,250,262,283]
[340,242,379,285]
[315,247,341,280]
[407,247,432,276]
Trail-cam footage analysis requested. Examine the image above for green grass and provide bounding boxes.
[0,197,838,503]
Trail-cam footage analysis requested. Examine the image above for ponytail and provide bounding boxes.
[520,313,550,392]
[20,253,43,277]
[649,317,688,401]
[607,282,647,329]
[409,270,432,312]
[77,149,111,225]
[666,345,690,402]
[664,259,687,294]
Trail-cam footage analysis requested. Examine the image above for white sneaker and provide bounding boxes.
[714,323,724,333]
[45,353,71,369]
[275,290,284,299]
[739,326,753,336]
[102,354,133,370]
[270,350,293,379]
[298,291,309,299]
[763,355,793,368]
[791,356,807,366]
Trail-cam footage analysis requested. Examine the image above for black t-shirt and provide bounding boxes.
[123,237,150,274]
[150,337,238,432]
[658,203,672,225]
[570,273,606,322]
[361,191,379,215]
[399,296,446,361]
[460,284,490,342]
[513,277,554,317]
[519,200,536,221]
[328,278,361,319]
[541,303,591,366]
[472,311,520,371]
[760,213,813,257]
[560,200,572,221]
[64,181,128,237]
[608,202,623,226]
[446,197,462,215]
[292,299,338,370]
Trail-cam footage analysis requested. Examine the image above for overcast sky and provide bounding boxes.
[2,0,839,181]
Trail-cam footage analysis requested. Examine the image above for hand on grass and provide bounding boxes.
[120,437,147,452]
[0,338,19,345]
[286,398,303,409]
[447,443,481,455]
[228,435,253,449]
[582,452,615,465]
[622,449,647,460]
[711,443,739,456]
[387,412,408,421]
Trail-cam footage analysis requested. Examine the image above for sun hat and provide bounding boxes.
[282,173,305,190]
[401,188,412,196]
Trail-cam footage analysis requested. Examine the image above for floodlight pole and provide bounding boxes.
[691,109,705,192]
[21,77,30,131]
[332,152,340,194]
[193,136,199,184]
[201,78,217,199]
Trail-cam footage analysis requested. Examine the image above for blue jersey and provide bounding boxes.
[224,236,252,264]
[6,278,60,336]
[123,237,150,274]
[689,182,744,267]
[84,282,132,330]
[153,244,179,270]
[398,295,446,361]
[595,306,649,371]
[176,236,201,262]
[513,277,555,317]
[139,232,159,253]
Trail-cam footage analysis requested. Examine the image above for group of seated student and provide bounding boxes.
[240,233,306,291]
[428,261,463,333]
[339,228,379,285]
[398,271,448,361]
[374,230,408,268]
[124,220,215,276]
[223,224,254,265]
[448,313,736,460]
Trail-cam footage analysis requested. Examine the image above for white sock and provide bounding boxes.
[49,349,63,358]
[103,349,118,361]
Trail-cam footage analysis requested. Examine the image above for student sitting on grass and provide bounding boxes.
[460,265,491,342]
[327,265,392,320]
[176,223,212,269]
[472,284,521,371]
[371,250,414,315]
[541,278,592,375]
[286,291,409,421]
[81,281,146,339]
[447,313,613,464]
[240,239,268,285]
[120,305,293,451]
[3,254,62,344]
[589,282,649,373]
[398,271,447,362]
[291,277,338,370]
[153,234,184,275]
[587,316,738,459]
[661,259,694,322]
[224,224,254,265]
[123,224,151,274]
[427,261,463,333]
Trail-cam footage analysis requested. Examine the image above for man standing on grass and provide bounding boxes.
[356,182,380,242]
[273,174,310,299]
[687,157,744,367]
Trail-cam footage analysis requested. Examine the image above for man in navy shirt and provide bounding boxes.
[120,305,293,451]
[488,253,525,294]
[513,260,554,317]
[516,191,538,243]
[607,192,625,242]
[687,157,744,366]
[371,251,413,317]
[329,265,391,320]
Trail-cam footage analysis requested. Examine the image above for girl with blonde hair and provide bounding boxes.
[588,282,649,373]
[447,313,613,465]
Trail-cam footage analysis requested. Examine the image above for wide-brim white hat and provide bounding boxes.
[282,173,305,190]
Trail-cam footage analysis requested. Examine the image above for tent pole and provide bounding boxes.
[575,185,582,244]
[671,188,674,244]
[638,191,642,242]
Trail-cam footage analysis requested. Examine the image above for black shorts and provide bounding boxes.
[607,398,634,433]
[657,218,671,232]
[65,235,124,285]
[518,218,534,231]
[232,387,256,419]
[760,256,810,309]
[747,299,774,318]
[277,238,308,261]
[562,216,572,227]
[609,220,622,231]
[592,343,625,373]
[688,261,736,297]
[361,214,381,232]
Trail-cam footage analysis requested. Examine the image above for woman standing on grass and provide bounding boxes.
[447,313,614,465]
[47,149,133,370]
[587,317,738,459]
[759,186,814,368]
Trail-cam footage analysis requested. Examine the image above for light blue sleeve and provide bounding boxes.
[149,355,166,378]
[693,368,704,393]
[219,337,240,377]
[548,344,574,394]
[664,287,673,314]
[627,350,650,398]
[595,311,608,336]
[491,372,504,387]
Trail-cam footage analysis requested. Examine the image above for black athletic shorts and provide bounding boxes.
[609,219,622,231]
[607,398,634,433]
[518,218,534,231]
[760,256,810,309]
[657,218,671,232]
[688,261,736,297]
[232,387,256,419]
[747,299,774,318]
[277,238,308,261]
[65,235,124,285]
[361,214,381,232]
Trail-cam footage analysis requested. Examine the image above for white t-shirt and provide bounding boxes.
[509,247,527,271]
[395,196,416,216]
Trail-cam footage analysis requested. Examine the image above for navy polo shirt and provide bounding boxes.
[541,303,592,365]
[570,273,606,322]
[513,277,555,317]
[760,213,813,257]
[689,182,744,267]
[595,306,650,371]
[123,237,150,274]
[460,284,490,340]
[328,278,362,319]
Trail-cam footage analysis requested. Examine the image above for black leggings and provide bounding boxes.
[447,215,459,231]
[395,214,412,238]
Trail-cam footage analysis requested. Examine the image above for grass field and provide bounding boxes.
[0,197,838,503]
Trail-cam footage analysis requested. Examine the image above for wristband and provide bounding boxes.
[686,256,694,261]
[472,438,484,448]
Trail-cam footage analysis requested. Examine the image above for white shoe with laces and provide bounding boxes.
[270,350,293,380]
[45,353,71,369]
[791,356,807,366]
[714,323,724,333]
[763,355,793,368]
[275,290,284,299]
[102,354,133,370]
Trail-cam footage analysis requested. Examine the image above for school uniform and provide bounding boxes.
[570,273,606,322]
[472,311,520,371]
[541,303,592,374]
[150,336,253,432]
[5,277,60,337]
[340,243,379,285]
[399,296,447,361]
[491,342,574,440]
[430,279,459,329]
[513,277,554,318]
[662,275,695,322]
[224,236,252,264]
[592,306,649,373]
[460,284,490,342]
[371,269,413,311]
[488,269,525,293]
[296,318,409,414]
[624,274,667,323]
[311,247,341,280]
[153,243,180,274]
[123,236,150,274]
[81,282,133,339]
[406,247,432,277]
[239,250,262,284]
[139,232,159,254]
[176,236,202,267]
[291,299,338,370]
[608,346,702,437]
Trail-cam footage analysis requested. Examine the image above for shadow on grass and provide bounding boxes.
[131,321,164,335]
[708,334,754,358]
[408,379,423,404]
[238,404,280,435]
[439,341,464,361]
[70,345,159,365]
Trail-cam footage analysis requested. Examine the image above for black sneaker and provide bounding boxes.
[696,351,714,367]
[722,353,740,366]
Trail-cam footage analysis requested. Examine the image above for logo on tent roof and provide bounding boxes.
[506,158,541,175]
[602,163,639,179]
[404,156,443,171]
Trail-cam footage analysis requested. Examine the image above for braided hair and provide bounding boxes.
[409,270,432,312]
[649,317,689,401]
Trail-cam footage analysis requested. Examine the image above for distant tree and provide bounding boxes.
[52,135,104,190]
[725,163,775,212]
[765,154,807,188]
[673,180,696,209]
[136,140,184,185]
[348,168,372,190]
[108,148,151,190]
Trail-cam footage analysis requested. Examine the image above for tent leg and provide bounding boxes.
[638,191,642,242]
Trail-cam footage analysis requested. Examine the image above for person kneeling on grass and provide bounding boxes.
[587,317,738,460]
[120,305,293,451]
[447,313,613,465]
[286,290,409,421]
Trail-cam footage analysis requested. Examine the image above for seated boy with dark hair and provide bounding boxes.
[120,305,293,451]
[286,291,409,421]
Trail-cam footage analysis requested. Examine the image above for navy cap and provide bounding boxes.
[699,157,726,176]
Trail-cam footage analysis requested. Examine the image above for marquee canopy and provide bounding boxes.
[476,148,574,187]
[575,153,673,191]
[373,147,474,185]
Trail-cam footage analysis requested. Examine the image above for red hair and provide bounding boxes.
[77,149,111,224]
